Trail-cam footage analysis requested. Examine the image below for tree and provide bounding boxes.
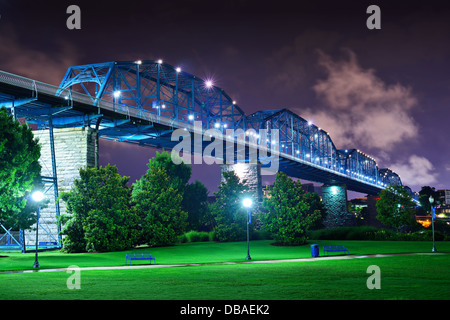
[147,150,191,192]
[60,165,139,252]
[132,166,188,246]
[182,180,209,231]
[1,179,47,232]
[210,171,250,242]
[418,186,439,214]
[262,172,322,245]
[145,151,210,232]
[0,107,41,223]
[376,184,416,231]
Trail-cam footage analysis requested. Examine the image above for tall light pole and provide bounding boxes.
[32,191,44,269]
[242,197,253,260]
[429,196,437,252]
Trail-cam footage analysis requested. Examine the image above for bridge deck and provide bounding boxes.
[0,69,390,195]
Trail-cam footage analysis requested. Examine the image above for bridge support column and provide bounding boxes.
[220,162,262,202]
[25,127,99,246]
[321,184,355,228]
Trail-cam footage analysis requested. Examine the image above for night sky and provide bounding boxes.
[1,0,449,194]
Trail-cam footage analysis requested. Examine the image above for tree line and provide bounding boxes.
[2,106,440,253]
[58,151,327,252]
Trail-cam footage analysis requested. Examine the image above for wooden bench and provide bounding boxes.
[323,245,349,256]
[125,252,156,266]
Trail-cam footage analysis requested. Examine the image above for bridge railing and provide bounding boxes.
[0,69,396,190]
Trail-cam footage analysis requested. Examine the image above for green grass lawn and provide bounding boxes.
[0,240,449,300]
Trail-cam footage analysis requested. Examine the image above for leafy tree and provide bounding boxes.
[0,107,41,223]
[210,171,251,242]
[145,151,211,232]
[303,191,326,230]
[418,186,439,214]
[60,165,139,252]
[262,172,322,245]
[182,180,209,231]
[132,166,188,246]
[376,183,416,231]
[147,151,191,192]
[1,179,48,232]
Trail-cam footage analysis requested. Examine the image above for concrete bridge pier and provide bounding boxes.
[321,184,355,228]
[25,127,99,246]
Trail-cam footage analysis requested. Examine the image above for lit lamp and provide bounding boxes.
[32,191,44,269]
[242,197,253,260]
[429,196,437,252]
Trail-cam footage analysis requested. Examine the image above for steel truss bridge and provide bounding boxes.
[0,60,402,249]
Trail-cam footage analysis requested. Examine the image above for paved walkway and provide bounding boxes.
[3,252,448,274]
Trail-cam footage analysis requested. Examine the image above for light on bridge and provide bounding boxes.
[113,91,121,98]
[205,80,213,88]
[331,186,339,195]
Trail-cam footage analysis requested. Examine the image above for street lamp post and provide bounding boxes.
[242,198,253,260]
[429,196,437,252]
[32,191,44,269]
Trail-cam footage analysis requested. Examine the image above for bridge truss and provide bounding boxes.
[55,60,401,189]
[0,61,404,246]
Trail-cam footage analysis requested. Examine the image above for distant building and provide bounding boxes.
[437,189,450,205]
[349,196,382,227]
[301,183,322,196]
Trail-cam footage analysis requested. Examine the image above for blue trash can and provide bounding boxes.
[311,244,319,257]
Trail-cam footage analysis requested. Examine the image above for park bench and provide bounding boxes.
[323,245,349,256]
[39,241,58,247]
[125,252,156,266]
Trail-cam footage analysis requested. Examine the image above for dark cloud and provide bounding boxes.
[1,0,449,191]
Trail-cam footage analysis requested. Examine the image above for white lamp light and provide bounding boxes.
[32,191,44,202]
[243,198,253,208]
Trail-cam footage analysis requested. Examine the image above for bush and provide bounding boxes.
[185,231,210,242]
[309,226,448,241]
[251,230,273,241]
[178,231,215,243]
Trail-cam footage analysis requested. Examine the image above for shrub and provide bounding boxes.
[251,230,273,241]
[178,231,215,243]
[309,226,447,241]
